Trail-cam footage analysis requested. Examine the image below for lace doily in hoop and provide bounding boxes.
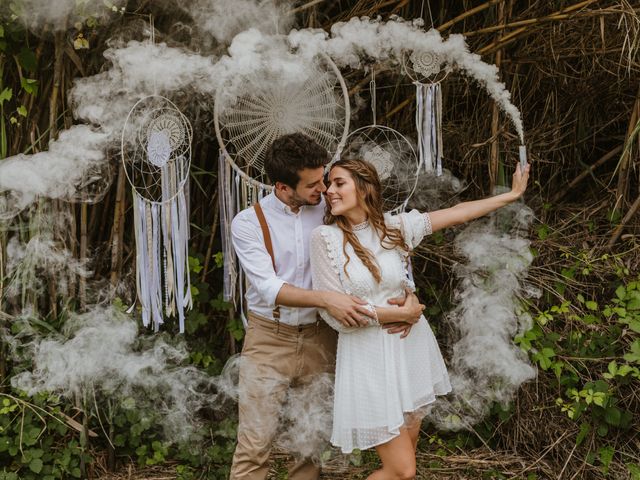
[214,49,350,188]
[340,125,419,212]
[402,49,449,85]
[122,95,192,203]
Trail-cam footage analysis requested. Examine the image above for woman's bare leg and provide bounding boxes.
[407,421,421,452]
[366,428,416,480]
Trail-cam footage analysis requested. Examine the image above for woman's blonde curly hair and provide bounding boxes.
[324,158,410,283]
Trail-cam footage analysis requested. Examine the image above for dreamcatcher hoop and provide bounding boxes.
[214,51,350,190]
[401,49,451,176]
[122,95,192,204]
[340,125,419,213]
[121,94,193,333]
[401,49,451,86]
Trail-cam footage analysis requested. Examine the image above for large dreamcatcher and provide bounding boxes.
[122,95,193,333]
[214,49,350,311]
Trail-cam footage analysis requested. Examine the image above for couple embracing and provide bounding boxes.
[229,133,530,480]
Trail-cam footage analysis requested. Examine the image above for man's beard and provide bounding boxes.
[290,191,321,209]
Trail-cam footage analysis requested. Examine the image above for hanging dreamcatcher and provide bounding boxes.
[214,49,350,312]
[332,65,419,213]
[402,49,450,176]
[122,95,193,333]
[342,125,418,213]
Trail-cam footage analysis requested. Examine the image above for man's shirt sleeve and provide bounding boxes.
[231,211,286,308]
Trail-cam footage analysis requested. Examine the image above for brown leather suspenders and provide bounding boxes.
[253,202,281,319]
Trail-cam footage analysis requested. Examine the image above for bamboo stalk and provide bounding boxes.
[607,193,640,248]
[464,4,618,37]
[288,0,326,14]
[79,200,88,310]
[49,32,64,141]
[438,0,503,32]
[551,145,623,203]
[489,1,507,191]
[613,88,640,214]
[109,164,127,289]
[478,0,601,55]
[201,191,219,283]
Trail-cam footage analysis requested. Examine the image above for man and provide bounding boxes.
[229,133,421,479]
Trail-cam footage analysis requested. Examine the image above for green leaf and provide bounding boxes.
[29,458,43,474]
[585,300,598,311]
[624,340,640,363]
[616,285,626,300]
[0,87,12,104]
[627,463,640,480]
[575,422,590,446]
[537,224,549,240]
[17,105,27,117]
[604,407,621,426]
[17,47,37,72]
[20,78,39,96]
[598,446,614,473]
[628,298,640,310]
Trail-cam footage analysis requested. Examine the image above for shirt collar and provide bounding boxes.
[269,191,305,216]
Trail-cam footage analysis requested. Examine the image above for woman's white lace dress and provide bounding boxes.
[310,210,451,454]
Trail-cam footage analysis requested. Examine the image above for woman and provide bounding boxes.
[310,158,530,479]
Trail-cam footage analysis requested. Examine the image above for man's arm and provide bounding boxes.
[276,284,373,327]
[231,212,372,327]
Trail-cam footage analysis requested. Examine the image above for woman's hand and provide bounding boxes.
[399,293,425,324]
[510,162,531,200]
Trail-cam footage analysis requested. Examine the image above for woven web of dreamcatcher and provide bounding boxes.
[122,96,192,202]
[402,49,450,84]
[342,125,419,213]
[214,53,350,187]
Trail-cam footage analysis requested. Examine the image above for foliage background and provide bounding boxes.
[0,0,639,479]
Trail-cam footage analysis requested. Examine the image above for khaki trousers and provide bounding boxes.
[229,313,337,480]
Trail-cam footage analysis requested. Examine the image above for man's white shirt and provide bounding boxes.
[231,192,326,326]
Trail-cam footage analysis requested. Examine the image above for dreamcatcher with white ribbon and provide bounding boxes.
[403,50,450,176]
[122,95,193,333]
[403,47,528,173]
[214,47,350,312]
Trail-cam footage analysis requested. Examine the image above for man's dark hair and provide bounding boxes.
[264,133,329,188]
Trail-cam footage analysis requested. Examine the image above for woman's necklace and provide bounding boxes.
[352,219,370,231]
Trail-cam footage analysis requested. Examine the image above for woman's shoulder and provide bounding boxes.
[311,223,342,239]
[310,224,343,254]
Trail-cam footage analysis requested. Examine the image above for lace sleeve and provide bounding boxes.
[310,227,378,333]
[388,209,433,250]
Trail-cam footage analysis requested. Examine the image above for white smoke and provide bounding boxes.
[6,0,125,32]
[182,0,294,46]
[429,197,539,430]
[289,17,525,141]
[5,234,91,299]
[0,126,109,216]
[0,16,525,220]
[10,306,217,442]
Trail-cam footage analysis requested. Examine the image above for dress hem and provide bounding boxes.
[331,385,452,454]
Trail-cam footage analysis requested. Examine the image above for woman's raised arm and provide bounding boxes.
[428,162,530,233]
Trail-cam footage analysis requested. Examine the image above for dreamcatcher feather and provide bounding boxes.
[214,51,350,320]
[122,95,193,333]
